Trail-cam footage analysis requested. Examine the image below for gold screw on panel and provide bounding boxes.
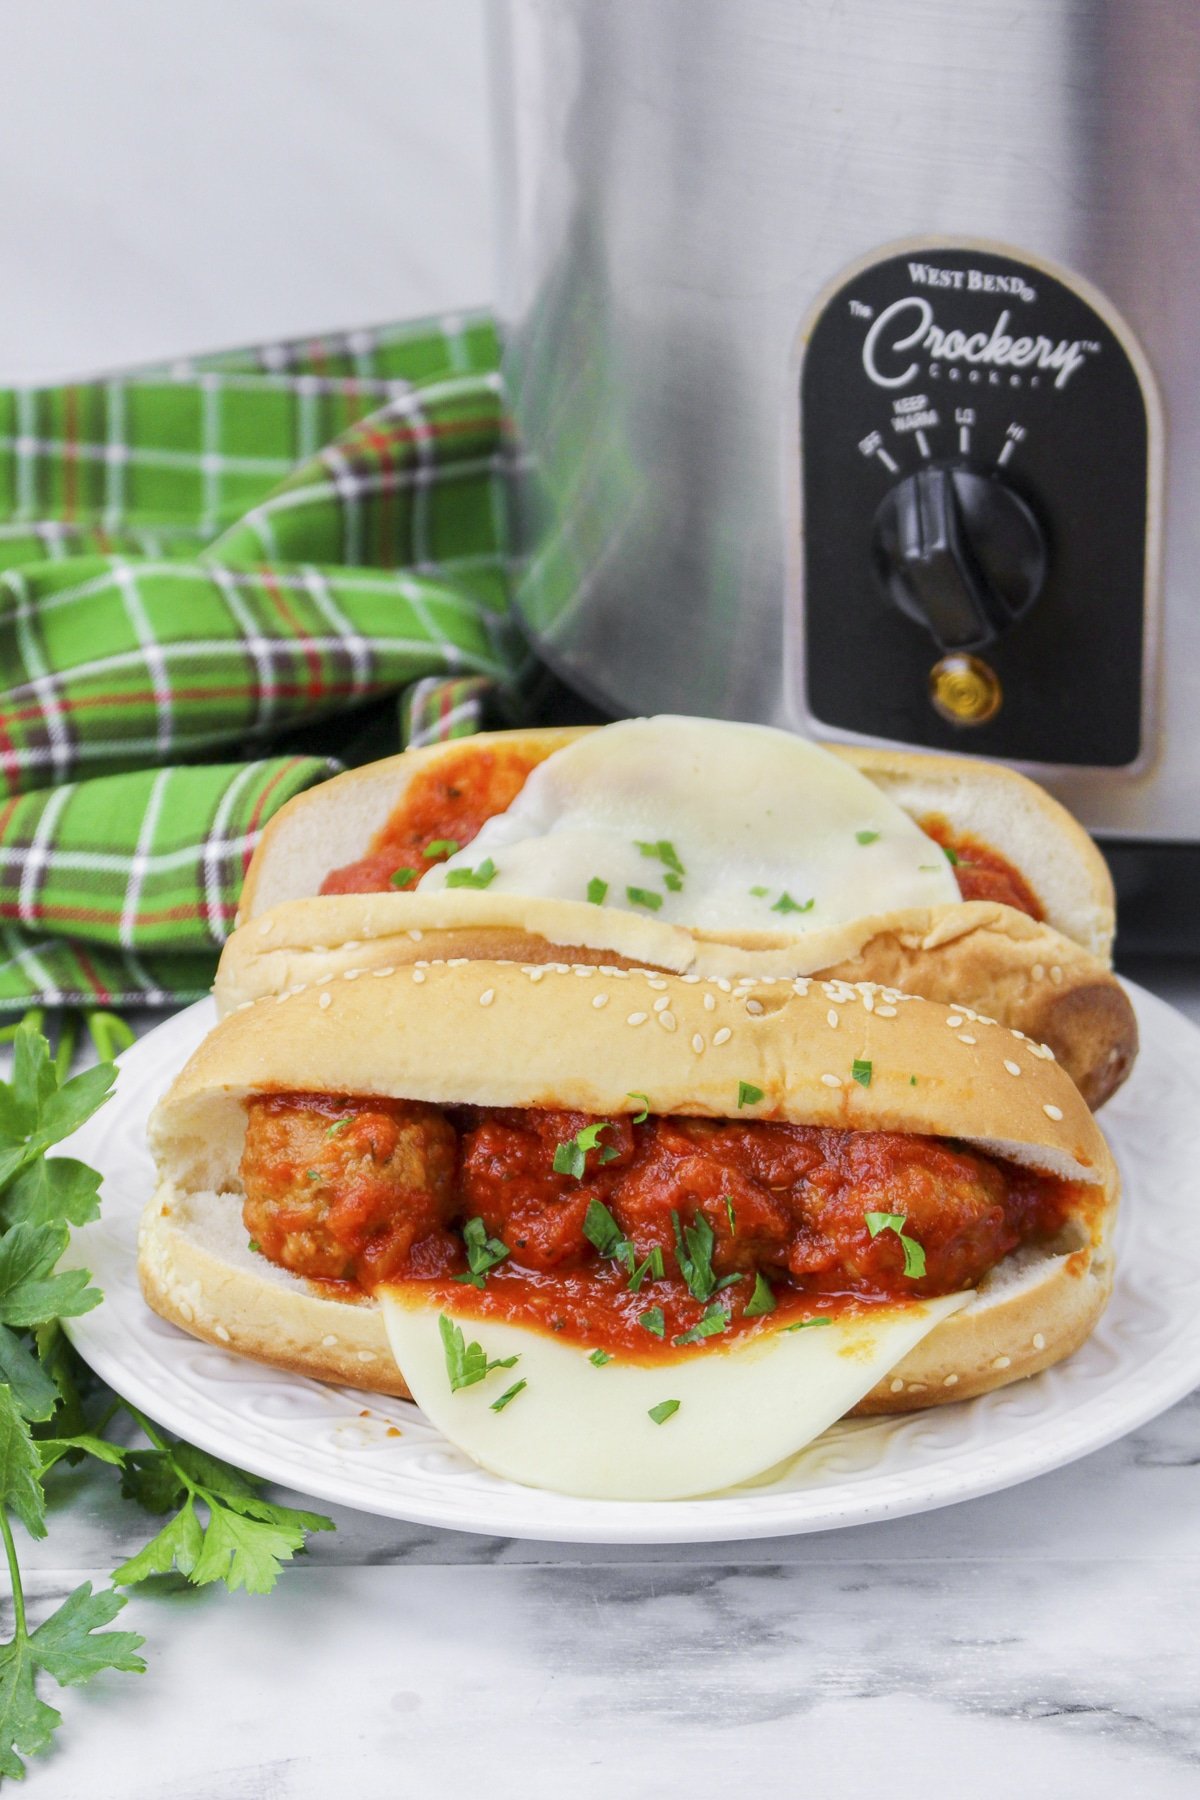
[928,654,1003,725]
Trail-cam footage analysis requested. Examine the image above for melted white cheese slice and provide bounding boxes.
[418,716,959,933]
[379,1288,969,1501]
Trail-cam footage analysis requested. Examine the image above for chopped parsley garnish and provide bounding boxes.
[851,1058,873,1088]
[587,876,608,905]
[247,1238,261,1255]
[856,828,880,845]
[389,867,417,889]
[583,1200,664,1292]
[743,1272,776,1318]
[305,1168,320,1182]
[942,844,960,866]
[424,838,460,858]
[553,1121,618,1179]
[723,1195,736,1234]
[648,1399,680,1425]
[445,858,497,889]
[588,1349,613,1367]
[490,1379,527,1413]
[626,1092,650,1123]
[737,1080,764,1109]
[438,1315,519,1393]
[864,1211,927,1278]
[325,1116,352,1137]
[674,1301,730,1346]
[749,885,769,898]
[639,1306,666,1338]
[626,886,663,912]
[771,892,814,915]
[910,1075,918,1086]
[785,1316,832,1332]
[453,1216,510,1289]
[671,1209,739,1304]
[635,839,685,877]
[664,872,683,892]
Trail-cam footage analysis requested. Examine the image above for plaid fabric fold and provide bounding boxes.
[0,310,520,1013]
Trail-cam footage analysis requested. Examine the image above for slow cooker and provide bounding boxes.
[492,0,1200,950]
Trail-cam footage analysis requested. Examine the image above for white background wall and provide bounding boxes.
[0,0,494,381]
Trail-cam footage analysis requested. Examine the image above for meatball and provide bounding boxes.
[611,1117,797,1277]
[241,1092,458,1285]
[457,1108,634,1271]
[791,1130,1015,1294]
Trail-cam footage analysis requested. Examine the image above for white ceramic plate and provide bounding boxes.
[62,983,1200,1544]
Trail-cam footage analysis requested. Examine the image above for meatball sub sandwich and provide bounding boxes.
[217,717,1136,1108]
[143,960,1117,1500]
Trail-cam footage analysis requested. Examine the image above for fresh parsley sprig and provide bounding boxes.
[865,1210,928,1278]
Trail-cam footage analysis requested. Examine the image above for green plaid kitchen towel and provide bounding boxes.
[0,311,523,1012]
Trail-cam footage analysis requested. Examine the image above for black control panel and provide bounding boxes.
[799,243,1152,766]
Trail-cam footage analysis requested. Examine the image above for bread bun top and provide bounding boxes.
[152,959,1115,1200]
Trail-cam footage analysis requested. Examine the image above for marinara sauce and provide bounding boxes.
[239,1095,1077,1355]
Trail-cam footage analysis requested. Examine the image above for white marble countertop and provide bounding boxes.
[8,960,1199,1798]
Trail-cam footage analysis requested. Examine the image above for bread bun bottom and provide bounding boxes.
[138,1183,1112,1416]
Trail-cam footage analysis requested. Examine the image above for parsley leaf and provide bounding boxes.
[673,1301,730,1346]
[437,1316,519,1394]
[389,867,417,889]
[490,1379,527,1413]
[583,1198,624,1257]
[445,858,497,889]
[587,876,608,905]
[453,1216,510,1289]
[626,1092,650,1124]
[648,1400,680,1425]
[672,1209,721,1302]
[749,885,769,897]
[626,886,663,912]
[771,892,814,915]
[942,844,960,866]
[424,838,460,858]
[856,829,880,845]
[737,1080,764,1110]
[743,1272,776,1318]
[864,1211,927,1278]
[553,1121,617,1179]
[588,1349,612,1367]
[635,839,685,876]
[851,1058,873,1088]
[638,1306,666,1338]
[785,1316,832,1332]
[723,1195,736,1234]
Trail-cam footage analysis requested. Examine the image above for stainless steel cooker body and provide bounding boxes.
[494,0,1200,840]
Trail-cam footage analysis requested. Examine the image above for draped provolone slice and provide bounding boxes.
[378,1288,970,1501]
[418,716,958,933]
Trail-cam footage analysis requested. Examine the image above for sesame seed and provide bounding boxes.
[658,1011,677,1032]
[372,966,395,978]
[449,957,470,968]
[826,1010,839,1029]
[357,1350,377,1363]
[862,992,875,1013]
[716,979,732,993]
[343,941,361,952]
[627,1012,648,1026]
[713,1027,732,1046]
[1032,1333,1046,1351]
[703,993,716,1012]
[592,993,609,1009]
[1042,1103,1064,1121]
[1004,1060,1021,1076]
[889,1378,904,1393]
[1032,963,1045,981]
[236,1000,254,1012]
[479,989,495,1007]
[821,1073,841,1088]
[746,999,764,1016]
[946,1015,963,1029]
[908,1383,927,1395]
[875,1005,897,1018]
[322,1334,339,1347]
[992,1354,1011,1370]
[653,995,671,1013]
[344,969,363,981]
[318,992,331,1010]
[215,1324,231,1343]
[1050,965,1063,985]
[691,1034,705,1054]
[274,993,289,1005]
[412,970,426,984]
[315,973,334,986]
[943,1373,959,1387]
[528,968,545,983]
[259,918,274,936]
[407,929,423,942]
[573,966,594,978]
[792,978,811,995]
[959,1033,977,1045]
